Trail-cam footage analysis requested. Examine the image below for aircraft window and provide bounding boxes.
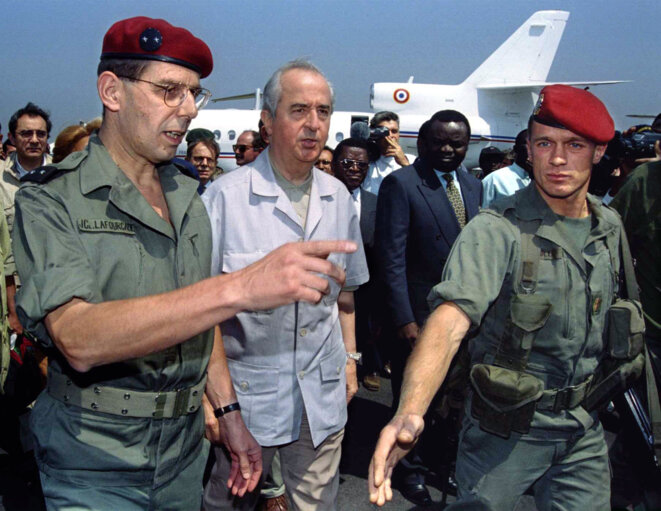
[228,130,236,140]
[213,130,221,140]
[336,132,344,142]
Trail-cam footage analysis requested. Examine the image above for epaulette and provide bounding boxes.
[20,165,76,184]
[20,150,85,184]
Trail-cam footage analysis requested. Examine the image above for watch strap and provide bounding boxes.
[213,402,241,418]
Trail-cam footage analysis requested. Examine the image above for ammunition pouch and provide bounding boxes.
[606,299,645,360]
[584,298,646,412]
[470,364,544,439]
[470,290,552,438]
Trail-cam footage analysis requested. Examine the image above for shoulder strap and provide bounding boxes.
[20,165,75,184]
[493,217,543,370]
[517,219,542,294]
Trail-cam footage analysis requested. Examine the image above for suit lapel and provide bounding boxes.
[456,167,480,221]
[416,161,461,246]
[359,190,377,247]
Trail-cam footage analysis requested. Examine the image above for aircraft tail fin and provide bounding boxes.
[463,10,569,87]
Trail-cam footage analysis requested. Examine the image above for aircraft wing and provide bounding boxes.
[211,92,257,102]
[477,80,630,91]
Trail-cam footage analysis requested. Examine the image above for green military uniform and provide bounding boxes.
[13,136,213,510]
[428,183,623,510]
[0,204,14,391]
[611,160,661,345]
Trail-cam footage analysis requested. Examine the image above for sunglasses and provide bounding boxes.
[233,144,254,153]
[340,159,369,171]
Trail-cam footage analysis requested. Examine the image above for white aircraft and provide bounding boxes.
[180,10,624,171]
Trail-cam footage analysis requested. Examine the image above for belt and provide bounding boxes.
[536,376,593,413]
[47,371,207,419]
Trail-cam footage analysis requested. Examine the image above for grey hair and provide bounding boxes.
[262,59,335,117]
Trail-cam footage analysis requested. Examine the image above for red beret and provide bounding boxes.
[101,17,213,78]
[533,84,614,144]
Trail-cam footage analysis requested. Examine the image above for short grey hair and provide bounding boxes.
[262,59,334,117]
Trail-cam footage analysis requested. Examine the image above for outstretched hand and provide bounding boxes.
[368,414,425,506]
[235,240,357,311]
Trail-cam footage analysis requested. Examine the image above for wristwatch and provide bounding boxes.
[346,352,362,364]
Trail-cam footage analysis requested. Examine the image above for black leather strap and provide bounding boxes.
[213,402,241,418]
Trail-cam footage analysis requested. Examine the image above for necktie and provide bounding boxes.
[442,173,466,229]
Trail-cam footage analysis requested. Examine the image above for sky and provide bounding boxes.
[1,0,658,138]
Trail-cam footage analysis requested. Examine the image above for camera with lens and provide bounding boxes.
[369,125,391,141]
[595,129,661,175]
[590,128,661,196]
[614,130,661,160]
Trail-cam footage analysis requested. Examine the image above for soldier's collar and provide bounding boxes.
[79,135,118,195]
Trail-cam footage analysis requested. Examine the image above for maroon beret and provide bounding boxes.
[533,84,614,144]
[101,17,213,78]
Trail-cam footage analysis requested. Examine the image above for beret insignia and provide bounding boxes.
[139,27,162,52]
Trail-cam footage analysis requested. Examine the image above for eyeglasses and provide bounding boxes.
[316,159,331,167]
[340,159,369,171]
[117,76,211,110]
[17,130,48,140]
[192,156,215,165]
[233,144,254,153]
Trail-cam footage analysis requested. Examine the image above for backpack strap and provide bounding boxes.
[493,218,543,370]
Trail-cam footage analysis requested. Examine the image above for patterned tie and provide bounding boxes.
[442,173,466,229]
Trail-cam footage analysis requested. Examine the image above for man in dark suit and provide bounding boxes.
[375,110,482,505]
[331,138,384,391]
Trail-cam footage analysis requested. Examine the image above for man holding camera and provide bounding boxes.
[370,85,629,510]
[361,111,415,195]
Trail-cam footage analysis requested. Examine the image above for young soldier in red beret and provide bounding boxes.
[369,85,631,509]
[12,16,355,510]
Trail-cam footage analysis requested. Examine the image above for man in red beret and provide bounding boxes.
[368,85,637,509]
[11,17,356,510]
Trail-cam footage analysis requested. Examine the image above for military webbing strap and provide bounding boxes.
[47,371,207,419]
[493,219,542,370]
[619,226,661,468]
[492,217,591,413]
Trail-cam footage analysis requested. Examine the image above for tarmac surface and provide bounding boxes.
[0,377,537,510]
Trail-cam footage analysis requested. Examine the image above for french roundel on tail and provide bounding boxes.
[393,88,410,104]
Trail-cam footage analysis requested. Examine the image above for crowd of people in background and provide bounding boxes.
[0,15,659,511]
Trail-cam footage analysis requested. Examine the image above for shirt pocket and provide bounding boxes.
[227,358,279,438]
[82,230,143,299]
[223,251,273,314]
[321,252,345,307]
[315,346,347,430]
[221,251,264,273]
